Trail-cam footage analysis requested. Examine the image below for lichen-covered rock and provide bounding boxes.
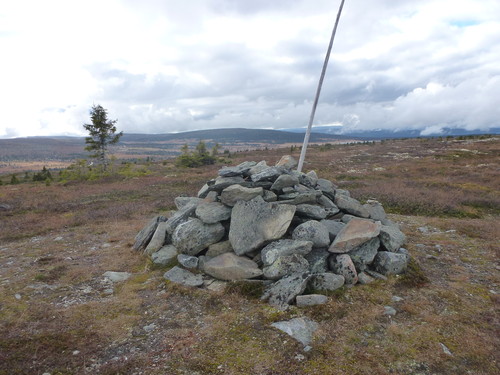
[203,253,263,281]
[334,195,370,218]
[304,248,330,274]
[261,239,313,266]
[292,221,330,248]
[198,176,246,198]
[328,254,358,285]
[308,272,345,291]
[262,272,310,310]
[329,218,381,253]
[144,221,169,255]
[296,294,328,307]
[195,202,232,224]
[379,224,406,252]
[165,202,199,235]
[348,237,380,272]
[133,215,167,251]
[164,266,204,287]
[151,245,178,266]
[220,184,263,206]
[250,167,283,182]
[174,197,203,210]
[229,196,296,255]
[363,200,387,221]
[177,254,199,269]
[373,251,409,275]
[262,254,309,280]
[295,204,328,220]
[275,155,298,170]
[172,218,225,256]
[271,174,299,192]
[218,161,256,177]
[320,220,346,241]
[206,240,234,258]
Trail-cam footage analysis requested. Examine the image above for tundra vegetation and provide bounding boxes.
[0,136,498,374]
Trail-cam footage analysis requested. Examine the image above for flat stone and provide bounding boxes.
[292,221,330,248]
[379,224,406,252]
[262,273,310,310]
[275,155,298,169]
[329,218,381,253]
[261,239,313,266]
[165,202,199,235]
[218,161,256,177]
[271,174,299,192]
[263,189,278,202]
[357,272,376,284]
[198,176,246,198]
[250,166,283,182]
[365,269,388,280]
[203,253,263,281]
[172,218,225,256]
[229,197,296,255]
[164,266,203,287]
[133,215,167,251]
[144,221,169,255]
[373,251,409,275]
[195,202,232,224]
[320,220,346,241]
[328,254,358,285]
[174,196,203,210]
[334,195,370,218]
[295,204,328,220]
[220,184,263,207]
[262,254,310,280]
[348,237,380,272]
[151,245,178,266]
[296,294,328,307]
[103,271,132,283]
[206,240,234,258]
[309,272,345,291]
[271,317,319,346]
[363,200,387,221]
[248,160,268,176]
[177,254,199,269]
[317,195,338,211]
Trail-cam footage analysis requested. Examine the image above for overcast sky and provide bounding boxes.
[1,0,499,138]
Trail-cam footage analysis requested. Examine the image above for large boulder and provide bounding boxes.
[262,254,310,280]
[261,239,313,266]
[172,218,225,256]
[292,221,330,248]
[220,184,263,206]
[195,202,232,224]
[229,197,296,255]
[203,253,263,281]
[329,218,381,253]
[379,224,406,252]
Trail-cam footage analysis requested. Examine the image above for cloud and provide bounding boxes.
[0,0,499,138]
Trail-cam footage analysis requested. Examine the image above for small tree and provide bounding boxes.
[83,104,123,169]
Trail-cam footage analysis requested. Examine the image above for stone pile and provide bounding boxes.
[133,156,409,310]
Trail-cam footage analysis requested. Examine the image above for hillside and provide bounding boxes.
[0,136,498,374]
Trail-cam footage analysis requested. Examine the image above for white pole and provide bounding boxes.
[297,0,345,173]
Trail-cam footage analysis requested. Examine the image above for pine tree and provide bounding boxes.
[83,104,123,169]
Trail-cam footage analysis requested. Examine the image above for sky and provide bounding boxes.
[1,0,499,138]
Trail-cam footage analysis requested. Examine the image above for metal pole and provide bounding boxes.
[297,0,345,173]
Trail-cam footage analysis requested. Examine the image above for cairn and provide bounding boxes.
[133,156,409,310]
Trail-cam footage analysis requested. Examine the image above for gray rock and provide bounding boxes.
[164,266,203,287]
[229,197,296,255]
[304,248,330,274]
[329,218,381,253]
[373,251,409,275]
[172,218,225,256]
[320,220,346,241]
[335,189,350,197]
[250,167,283,182]
[144,221,169,255]
[218,161,256,177]
[262,189,278,202]
[292,221,330,248]
[262,254,310,280]
[357,272,375,284]
[271,317,319,346]
[271,174,299,192]
[275,155,298,169]
[296,294,328,307]
[206,240,233,258]
[316,178,336,199]
[384,306,397,316]
[174,196,203,210]
[220,184,263,206]
[165,202,199,235]
[151,245,178,266]
[198,176,246,198]
[262,272,310,310]
[317,195,338,210]
[203,253,263,281]
[340,214,357,223]
[365,269,388,280]
[334,195,370,218]
[348,237,380,272]
[379,225,406,252]
[177,254,199,269]
[195,202,232,224]
[309,272,345,291]
[305,170,319,186]
[328,254,358,285]
[261,239,313,266]
[295,204,328,220]
[133,215,167,251]
[363,200,387,221]
[103,271,132,283]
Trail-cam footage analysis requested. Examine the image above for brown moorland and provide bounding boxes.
[0,136,499,375]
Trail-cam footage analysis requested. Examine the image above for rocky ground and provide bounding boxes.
[0,137,498,374]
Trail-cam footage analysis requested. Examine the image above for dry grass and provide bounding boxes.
[0,136,499,374]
